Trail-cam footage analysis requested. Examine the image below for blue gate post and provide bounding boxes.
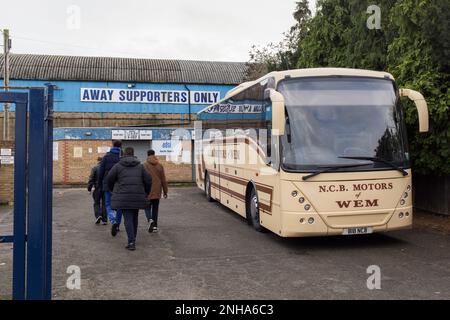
[26,88,51,300]
[45,84,55,299]
[0,92,29,300]
[12,99,28,300]
[0,88,53,300]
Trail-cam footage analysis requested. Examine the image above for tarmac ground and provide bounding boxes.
[0,187,449,299]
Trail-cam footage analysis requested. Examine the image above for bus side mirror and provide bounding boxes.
[266,89,285,136]
[399,88,429,132]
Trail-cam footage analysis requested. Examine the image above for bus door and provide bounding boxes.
[220,137,233,209]
[210,137,222,202]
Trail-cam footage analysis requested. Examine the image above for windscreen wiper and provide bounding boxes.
[338,156,408,176]
[302,163,372,181]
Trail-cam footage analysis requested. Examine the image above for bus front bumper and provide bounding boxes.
[279,207,413,237]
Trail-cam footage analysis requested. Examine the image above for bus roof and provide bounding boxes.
[197,67,395,115]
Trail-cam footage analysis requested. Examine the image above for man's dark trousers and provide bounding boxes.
[123,209,139,244]
[93,188,107,222]
[145,199,160,226]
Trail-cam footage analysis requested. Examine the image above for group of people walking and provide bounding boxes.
[87,140,168,251]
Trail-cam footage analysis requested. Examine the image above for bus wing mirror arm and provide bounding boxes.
[268,89,285,136]
[399,88,429,133]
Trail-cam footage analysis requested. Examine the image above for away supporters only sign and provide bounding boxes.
[81,88,220,105]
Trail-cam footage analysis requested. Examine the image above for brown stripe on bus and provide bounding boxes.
[210,182,272,215]
[209,169,274,211]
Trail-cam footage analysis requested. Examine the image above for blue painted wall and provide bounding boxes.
[54,127,194,141]
[4,79,234,114]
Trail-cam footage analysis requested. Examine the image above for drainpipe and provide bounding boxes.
[183,85,192,125]
[183,85,195,182]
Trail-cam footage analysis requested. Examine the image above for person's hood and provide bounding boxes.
[146,155,159,165]
[119,156,140,167]
[109,147,121,154]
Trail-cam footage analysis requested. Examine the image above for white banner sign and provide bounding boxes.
[81,88,220,105]
[112,130,153,140]
[152,140,181,156]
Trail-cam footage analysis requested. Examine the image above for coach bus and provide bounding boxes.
[194,68,428,237]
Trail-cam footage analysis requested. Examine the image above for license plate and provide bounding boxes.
[342,227,373,235]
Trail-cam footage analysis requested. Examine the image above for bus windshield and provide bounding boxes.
[278,76,410,172]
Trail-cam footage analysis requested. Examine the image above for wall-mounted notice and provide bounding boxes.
[0,155,14,165]
[139,130,153,140]
[0,148,12,156]
[152,140,181,156]
[53,142,59,161]
[112,130,125,140]
[111,129,153,140]
[73,147,83,158]
[98,146,110,154]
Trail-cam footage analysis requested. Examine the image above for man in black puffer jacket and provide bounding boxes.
[106,147,152,251]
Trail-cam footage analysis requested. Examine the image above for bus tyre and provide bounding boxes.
[205,173,214,202]
[247,188,264,232]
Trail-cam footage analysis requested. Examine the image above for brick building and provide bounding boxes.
[53,127,194,186]
[0,54,247,202]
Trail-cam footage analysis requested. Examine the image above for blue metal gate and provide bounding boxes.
[0,85,54,300]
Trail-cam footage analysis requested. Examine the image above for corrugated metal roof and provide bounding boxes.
[0,53,247,85]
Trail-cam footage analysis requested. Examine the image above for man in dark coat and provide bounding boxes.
[106,147,152,251]
[87,157,107,224]
[98,140,123,236]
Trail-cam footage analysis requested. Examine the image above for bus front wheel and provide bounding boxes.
[247,188,264,232]
[205,173,214,202]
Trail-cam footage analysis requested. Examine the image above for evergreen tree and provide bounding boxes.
[297,0,396,69]
[247,1,449,174]
[388,0,450,174]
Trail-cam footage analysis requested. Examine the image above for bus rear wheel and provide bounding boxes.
[247,188,264,232]
[205,173,214,202]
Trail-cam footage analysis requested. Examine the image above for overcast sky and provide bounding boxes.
[0,0,316,62]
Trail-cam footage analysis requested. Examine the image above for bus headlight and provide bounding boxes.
[304,204,311,211]
[298,197,305,204]
[291,191,298,197]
